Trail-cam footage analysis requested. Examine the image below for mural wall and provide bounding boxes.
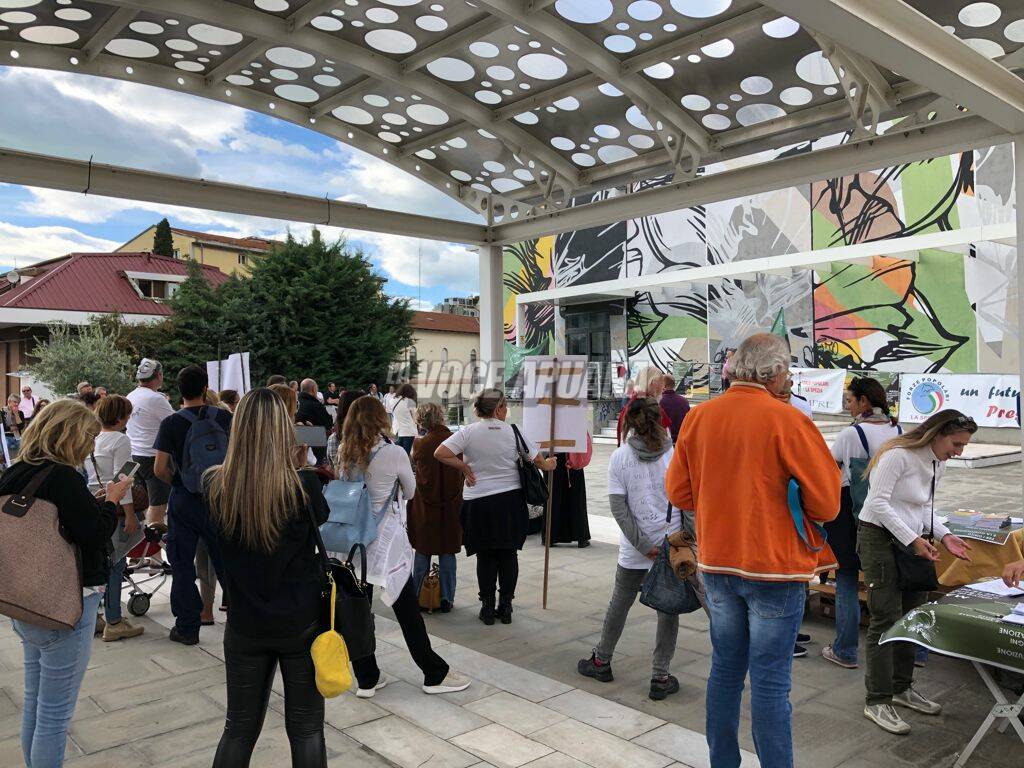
[503,141,1019,394]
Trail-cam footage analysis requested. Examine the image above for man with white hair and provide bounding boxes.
[666,333,840,768]
[296,378,333,465]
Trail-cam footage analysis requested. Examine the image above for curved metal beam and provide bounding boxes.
[0,40,490,216]
[87,0,580,197]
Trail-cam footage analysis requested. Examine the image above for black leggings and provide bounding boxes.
[352,577,449,689]
[214,623,326,768]
[476,549,519,602]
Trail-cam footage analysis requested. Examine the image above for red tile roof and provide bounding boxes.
[0,253,228,317]
[411,311,479,334]
[171,228,276,252]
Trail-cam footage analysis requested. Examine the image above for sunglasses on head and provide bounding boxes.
[953,415,977,429]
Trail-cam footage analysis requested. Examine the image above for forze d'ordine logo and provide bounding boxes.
[909,378,948,416]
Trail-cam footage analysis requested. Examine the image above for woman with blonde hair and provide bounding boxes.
[409,402,463,612]
[2,400,129,767]
[340,396,470,698]
[859,409,976,736]
[436,388,556,625]
[206,388,330,767]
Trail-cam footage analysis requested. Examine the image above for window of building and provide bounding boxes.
[441,347,448,364]
[238,252,248,266]
[408,346,417,378]
[125,272,186,302]
[172,248,180,259]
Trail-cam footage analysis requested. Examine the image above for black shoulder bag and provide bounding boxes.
[511,423,548,507]
[891,460,939,592]
[307,504,376,660]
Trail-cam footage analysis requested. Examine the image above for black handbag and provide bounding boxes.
[640,503,702,615]
[511,424,548,507]
[891,461,939,592]
[308,507,376,660]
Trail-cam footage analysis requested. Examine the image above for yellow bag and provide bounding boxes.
[310,576,352,698]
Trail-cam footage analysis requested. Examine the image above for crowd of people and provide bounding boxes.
[4,333,1020,768]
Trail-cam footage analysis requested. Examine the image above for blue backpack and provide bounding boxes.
[178,406,229,494]
[320,447,399,555]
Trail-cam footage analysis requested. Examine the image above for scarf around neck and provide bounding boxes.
[853,406,892,426]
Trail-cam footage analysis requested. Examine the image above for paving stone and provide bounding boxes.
[632,723,760,768]
[466,691,568,735]
[370,679,489,738]
[345,715,477,768]
[322,691,389,730]
[440,645,572,703]
[131,707,284,765]
[69,691,222,753]
[0,733,81,764]
[92,668,223,712]
[531,719,673,768]
[65,744,143,767]
[451,724,554,768]
[541,689,664,739]
[519,752,593,768]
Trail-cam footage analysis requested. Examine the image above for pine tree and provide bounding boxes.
[153,218,174,257]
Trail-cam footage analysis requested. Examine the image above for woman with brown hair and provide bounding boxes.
[859,409,975,735]
[206,388,330,767]
[340,396,469,698]
[389,382,418,454]
[409,403,463,613]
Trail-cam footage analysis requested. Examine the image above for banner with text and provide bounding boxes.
[791,368,847,414]
[898,373,1021,427]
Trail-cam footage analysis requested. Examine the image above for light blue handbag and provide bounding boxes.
[320,447,399,554]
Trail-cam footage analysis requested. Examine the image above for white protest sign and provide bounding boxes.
[791,367,847,414]
[899,373,1021,427]
[206,352,251,394]
[521,355,589,453]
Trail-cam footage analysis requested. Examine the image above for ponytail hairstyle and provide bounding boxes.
[623,396,668,453]
[848,376,896,425]
[866,409,977,475]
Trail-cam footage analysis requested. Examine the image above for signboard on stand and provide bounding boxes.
[521,355,589,453]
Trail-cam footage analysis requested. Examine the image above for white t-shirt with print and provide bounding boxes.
[126,386,174,457]
[831,421,902,487]
[441,419,538,501]
[607,443,681,570]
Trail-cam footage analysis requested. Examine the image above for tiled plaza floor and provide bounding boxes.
[0,444,1020,767]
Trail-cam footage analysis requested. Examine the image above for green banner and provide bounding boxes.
[882,587,1024,674]
[945,522,1022,546]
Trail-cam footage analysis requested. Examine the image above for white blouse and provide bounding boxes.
[389,397,418,438]
[860,445,951,546]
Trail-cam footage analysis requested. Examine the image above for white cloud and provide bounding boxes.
[352,232,480,293]
[0,222,118,265]
[393,297,435,311]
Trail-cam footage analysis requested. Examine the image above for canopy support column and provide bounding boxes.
[1015,137,1024,496]
[480,244,505,390]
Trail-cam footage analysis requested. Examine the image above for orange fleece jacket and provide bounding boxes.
[665,383,840,582]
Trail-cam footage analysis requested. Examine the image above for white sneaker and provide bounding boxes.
[893,687,942,715]
[356,673,388,699]
[423,670,471,695]
[864,704,911,735]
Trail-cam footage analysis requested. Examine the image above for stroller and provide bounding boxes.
[120,523,169,617]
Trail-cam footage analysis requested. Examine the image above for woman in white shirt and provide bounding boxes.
[389,383,419,454]
[339,396,470,699]
[577,398,684,701]
[822,378,902,670]
[858,409,975,736]
[86,395,145,642]
[435,388,556,625]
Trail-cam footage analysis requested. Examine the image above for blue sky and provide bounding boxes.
[0,66,485,308]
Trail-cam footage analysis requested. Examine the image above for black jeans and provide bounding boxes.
[352,578,449,689]
[167,488,224,638]
[214,622,326,768]
[476,549,519,603]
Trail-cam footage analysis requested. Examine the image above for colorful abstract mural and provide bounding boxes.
[502,141,1019,396]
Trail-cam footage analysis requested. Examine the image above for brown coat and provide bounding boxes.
[408,426,464,555]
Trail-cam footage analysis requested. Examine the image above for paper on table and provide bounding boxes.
[969,578,1024,597]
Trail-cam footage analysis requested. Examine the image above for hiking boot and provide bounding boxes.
[103,619,144,642]
[893,687,942,715]
[577,653,613,683]
[864,704,911,735]
[497,596,513,625]
[649,675,680,701]
[479,600,496,626]
[821,644,858,669]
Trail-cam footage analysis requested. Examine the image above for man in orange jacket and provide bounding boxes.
[666,333,840,768]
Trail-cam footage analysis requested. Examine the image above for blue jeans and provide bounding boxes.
[832,568,860,663]
[704,574,806,768]
[414,552,456,604]
[167,488,223,638]
[12,590,102,767]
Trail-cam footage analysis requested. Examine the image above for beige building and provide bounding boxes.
[118,225,275,276]
[397,312,481,408]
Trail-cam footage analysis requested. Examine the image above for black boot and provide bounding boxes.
[479,599,496,625]
[497,595,513,624]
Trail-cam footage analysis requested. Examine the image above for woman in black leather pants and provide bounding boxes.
[205,388,331,767]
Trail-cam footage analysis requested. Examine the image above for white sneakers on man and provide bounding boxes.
[893,686,942,715]
[863,704,911,735]
[356,673,389,699]
[423,671,471,695]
